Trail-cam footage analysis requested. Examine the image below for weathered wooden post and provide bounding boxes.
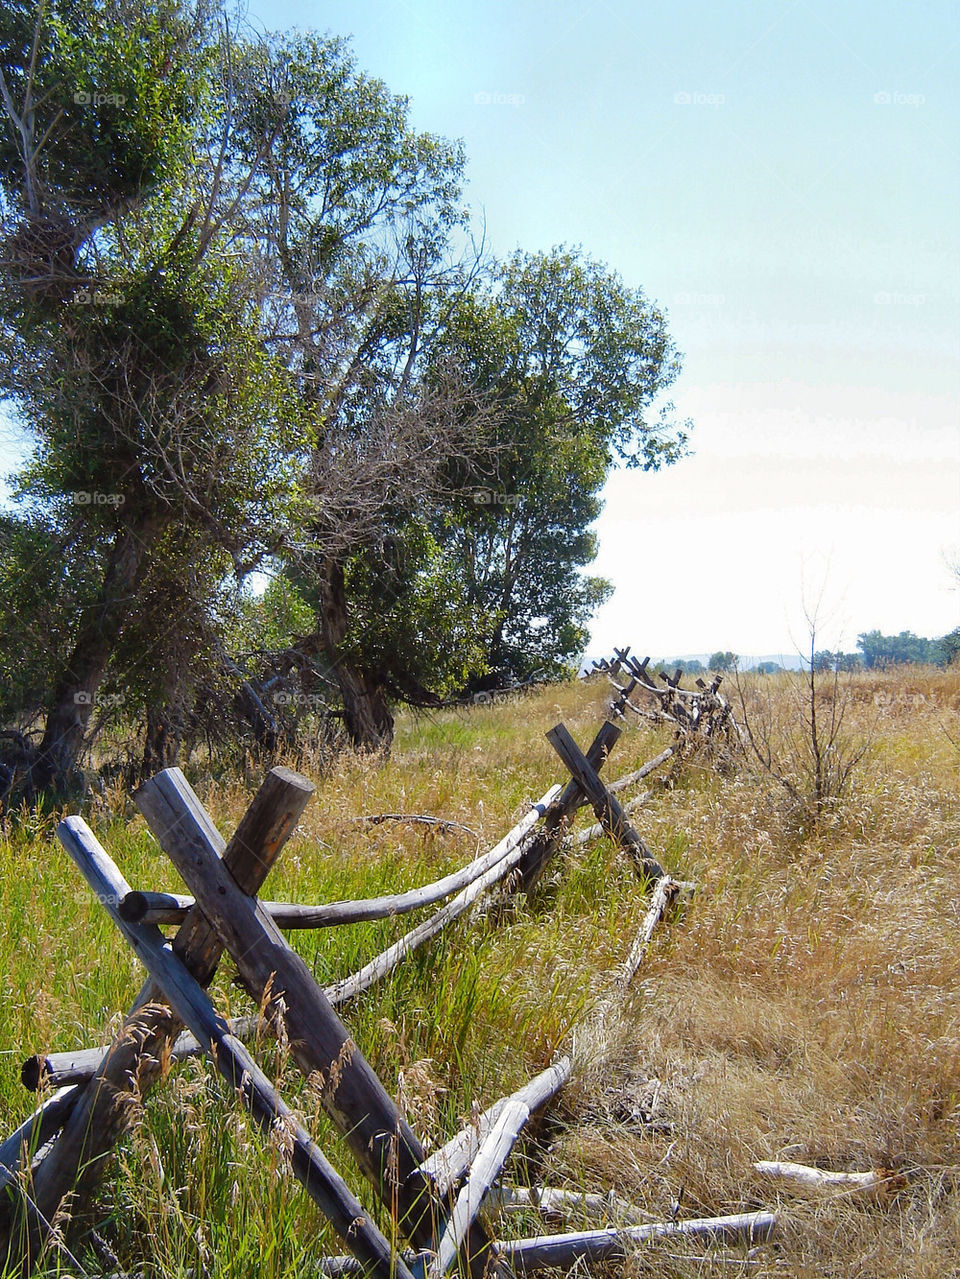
[545,724,664,880]
[517,719,621,891]
[0,767,315,1275]
[52,817,415,1279]
[136,768,514,1279]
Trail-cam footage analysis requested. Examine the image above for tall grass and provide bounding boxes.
[1,668,959,1276]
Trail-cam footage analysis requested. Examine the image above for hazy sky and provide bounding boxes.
[3,0,957,660]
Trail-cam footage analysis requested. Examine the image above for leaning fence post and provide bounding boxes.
[0,767,314,1275]
[518,719,622,891]
[545,724,664,880]
[136,767,515,1279]
[51,816,414,1279]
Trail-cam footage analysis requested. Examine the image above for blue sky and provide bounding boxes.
[3,0,957,659]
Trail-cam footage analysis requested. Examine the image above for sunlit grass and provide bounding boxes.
[1,666,959,1275]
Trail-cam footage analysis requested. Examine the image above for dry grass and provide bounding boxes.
[1,667,959,1276]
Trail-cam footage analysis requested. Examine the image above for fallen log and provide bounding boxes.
[493,1186,654,1225]
[605,747,675,795]
[321,1211,778,1275]
[499,1209,778,1272]
[619,876,685,988]
[325,786,560,1006]
[50,816,413,1279]
[432,1097,532,1277]
[753,1159,891,1192]
[420,1058,572,1200]
[20,1013,267,1092]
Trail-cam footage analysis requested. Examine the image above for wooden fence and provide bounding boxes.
[0,664,779,1277]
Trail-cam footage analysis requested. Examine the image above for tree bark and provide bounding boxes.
[34,523,160,794]
[318,557,394,751]
[142,701,180,778]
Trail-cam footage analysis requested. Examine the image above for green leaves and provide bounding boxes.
[0,0,206,223]
[494,247,689,469]
[0,8,691,767]
[428,246,689,681]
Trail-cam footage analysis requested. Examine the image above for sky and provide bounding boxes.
[2,0,958,662]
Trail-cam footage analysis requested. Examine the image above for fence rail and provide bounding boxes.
[1,652,780,1278]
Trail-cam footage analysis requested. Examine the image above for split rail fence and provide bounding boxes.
[1,662,779,1277]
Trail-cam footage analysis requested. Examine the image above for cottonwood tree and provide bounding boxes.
[223,30,498,749]
[0,0,303,792]
[427,247,689,683]
[298,246,691,731]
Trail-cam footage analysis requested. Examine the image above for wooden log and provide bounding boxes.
[492,1186,654,1226]
[21,1013,268,1092]
[753,1160,888,1192]
[321,1210,778,1277]
[136,769,513,1278]
[601,749,674,796]
[0,1089,78,1194]
[499,1210,778,1271]
[431,1098,532,1277]
[1,768,315,1274]
[568,791,652,847]
[546,725,664,880]
[120,806,548,931]
[518,721,621,891]
[325,788,560,1006]
[619,876,683,988]
[419,1059,572,1200]
[49,817,413,1279]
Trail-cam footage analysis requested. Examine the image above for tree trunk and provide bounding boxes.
[141,645,198,779]
[34,524,158,794]
[318,558,394,751]
[141,701,181,778]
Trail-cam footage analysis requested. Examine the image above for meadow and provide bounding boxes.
[1,665,958,1278]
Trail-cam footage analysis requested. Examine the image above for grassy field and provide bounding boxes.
[1,666,959,1277]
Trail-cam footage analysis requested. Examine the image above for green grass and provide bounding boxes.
[2,668,960,1276]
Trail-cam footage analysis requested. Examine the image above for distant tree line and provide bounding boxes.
[0,0,689,796]
[852,628,960,669]
[652,628,960,681]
